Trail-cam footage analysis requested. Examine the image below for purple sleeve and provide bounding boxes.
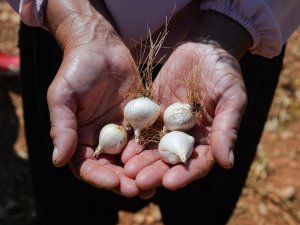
[7,0,46,27]
[200,0,300,58]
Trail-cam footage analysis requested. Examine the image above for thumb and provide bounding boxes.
[211,84,247,169]
[47,77,78,167]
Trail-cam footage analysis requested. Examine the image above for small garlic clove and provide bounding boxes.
[163,102,196,132]
[123,97,160,142]
[94,124,128,158]
[158,131,195,164]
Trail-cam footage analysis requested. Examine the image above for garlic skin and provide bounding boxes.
[123,97,160,142]
[94,124,128,158]
[158,131,195,164]
[163,102,196,132]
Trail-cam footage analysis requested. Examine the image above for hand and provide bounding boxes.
[124,11,251,192]
[45,0,142,197]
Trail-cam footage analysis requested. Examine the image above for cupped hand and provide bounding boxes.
[124,41,247,191]
[123,10,251,193]
[46,1,144,197]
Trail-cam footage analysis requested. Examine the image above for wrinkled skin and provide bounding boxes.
[123,42,247,193]
[121,11,251,196]
[46,1,249,199]
[48,39,144,197]
[46,2,146,196]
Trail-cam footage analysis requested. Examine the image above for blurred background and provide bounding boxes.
[1,0,300,224]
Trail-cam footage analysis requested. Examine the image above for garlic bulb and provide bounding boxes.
[163,102,196,132]
[158,131,195,164]
[94,124,128,158]
[123,97,160,142]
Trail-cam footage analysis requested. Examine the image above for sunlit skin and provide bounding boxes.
[123,11,251,196]
[45,1,251,199]
[123,42,247,193]
[46,1,145,197]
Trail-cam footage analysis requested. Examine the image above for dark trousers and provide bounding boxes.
[19,23,284,225]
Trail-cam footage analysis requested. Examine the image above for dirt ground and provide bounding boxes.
[1,1,300,225]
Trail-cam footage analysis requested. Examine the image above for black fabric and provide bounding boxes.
[19,23,284,225]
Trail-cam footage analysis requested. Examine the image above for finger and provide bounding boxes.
[135,160,170,190]
[139,189,156,200]
[211,84,247,168]
[49,106,78,167]
[109,166,140,198]
[70,146,120,189]
[121,140,144,164]
[47,78,78,167]
[124,149,162,179]
[162,145,215,190]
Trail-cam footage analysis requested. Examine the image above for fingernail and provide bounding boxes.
[229,150,234,167]
[52,147,59,164]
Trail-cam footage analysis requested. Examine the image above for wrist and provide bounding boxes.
[187,10,252,59]
[44,0,116,52]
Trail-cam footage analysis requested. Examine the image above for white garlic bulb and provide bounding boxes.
[163,102,196,132]
[94,124,128,158]
[158,131,195,164]
[123,97,160,142]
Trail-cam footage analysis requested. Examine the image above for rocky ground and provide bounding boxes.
[1,1,300,224]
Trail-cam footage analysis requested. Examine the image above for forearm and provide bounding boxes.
[44,0,116,52]
[186,10,252,59]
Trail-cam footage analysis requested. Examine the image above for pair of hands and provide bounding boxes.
[46,1,250,199]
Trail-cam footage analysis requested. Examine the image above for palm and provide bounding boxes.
[124,42,247,191]
[47,42,142,197]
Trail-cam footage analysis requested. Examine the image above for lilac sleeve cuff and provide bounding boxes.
[200,0,282,58]
[8,0,46,27]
